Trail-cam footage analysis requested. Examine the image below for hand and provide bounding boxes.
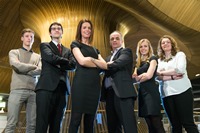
[157,68,165,75]
[176,73,184,76]
[135,75,143,82]
[132,73,137,78]
[157,71,162,76]
[173,75,183,80]
[90,57,95,62]
[107,61,113,65]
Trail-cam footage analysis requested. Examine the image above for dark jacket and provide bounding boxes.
[101,48,137,100]
[35,41,76,93]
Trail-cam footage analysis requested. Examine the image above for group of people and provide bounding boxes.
[132,36,199,133]
[4,19,198,133]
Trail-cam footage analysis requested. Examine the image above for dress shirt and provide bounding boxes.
[104,47,122,89]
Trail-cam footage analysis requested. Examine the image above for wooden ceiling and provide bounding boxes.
[0,0,200,93]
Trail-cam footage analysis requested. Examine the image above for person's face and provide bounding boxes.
[21,32,34,47]
[110,32,123,50]
[139,41,149,56]
[81,22,91,39]
[49,24,63,39]
[161,38,172,52]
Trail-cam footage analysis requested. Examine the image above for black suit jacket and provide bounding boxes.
[101,48,137,100]
[35,41,76,93]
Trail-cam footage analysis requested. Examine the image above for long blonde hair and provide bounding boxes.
[136,39,154,68]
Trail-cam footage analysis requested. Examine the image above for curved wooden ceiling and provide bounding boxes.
[0,0,200,93]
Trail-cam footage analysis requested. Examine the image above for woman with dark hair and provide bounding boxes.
[132,39,165,133]
[157,35,198,133]
[68,19,106,133]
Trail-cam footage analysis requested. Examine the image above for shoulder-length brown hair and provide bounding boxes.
[136,39,154,68]
[75,19,94,44]
[157,35,180,60]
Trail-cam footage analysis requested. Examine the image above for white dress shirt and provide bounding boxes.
[157,51,192,98]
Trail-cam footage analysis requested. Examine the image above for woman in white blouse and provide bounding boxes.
[157,35,198,133]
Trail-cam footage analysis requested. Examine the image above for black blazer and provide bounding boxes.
[35,41,76,93]
[101,48,137,100]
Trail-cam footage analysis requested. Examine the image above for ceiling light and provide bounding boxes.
[195,74,200,77]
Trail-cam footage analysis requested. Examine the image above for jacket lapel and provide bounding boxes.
[49,41,61,56]
[106,55,112,62]
[61,45,67,56]
[112,47,123,61]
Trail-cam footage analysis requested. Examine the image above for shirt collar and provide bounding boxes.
[111,47,122,55]
[21,47,33,53]
[52,40,61,47]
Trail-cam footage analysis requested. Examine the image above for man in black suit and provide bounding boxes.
[101,31,138,133]
[35,22,76,133]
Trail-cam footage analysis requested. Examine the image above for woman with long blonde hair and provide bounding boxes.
[133,39,165,133]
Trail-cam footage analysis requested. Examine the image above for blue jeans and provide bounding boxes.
[5,89,36,133]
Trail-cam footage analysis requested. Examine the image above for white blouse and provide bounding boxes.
[158,51,192,98]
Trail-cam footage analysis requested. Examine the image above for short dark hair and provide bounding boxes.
[75,19,94,44]
[49,22,63,33]
[21,28,35,37]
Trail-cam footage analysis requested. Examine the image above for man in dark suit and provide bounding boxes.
[35,22,76,133]
[101,31,138,133]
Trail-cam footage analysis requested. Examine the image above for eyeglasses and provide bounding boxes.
[51,27,62,31]
[161,41,171,45]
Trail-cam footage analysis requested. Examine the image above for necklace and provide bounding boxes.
[164,55,173,62]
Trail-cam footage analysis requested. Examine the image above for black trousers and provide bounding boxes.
[105,89,138,133]
[162,88,198,133]
[35,81,67,133]
[68,112,95,133]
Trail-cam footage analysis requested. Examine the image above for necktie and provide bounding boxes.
[57,43,62,54]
